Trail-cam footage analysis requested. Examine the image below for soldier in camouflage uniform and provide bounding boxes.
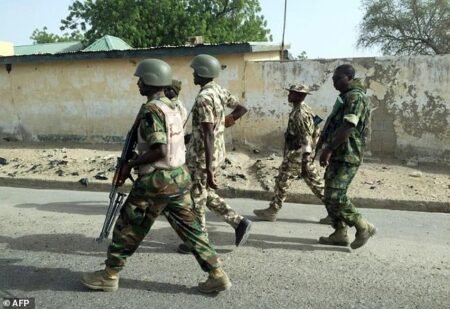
[165,79,188,124]
[253,84,330,223]
[317,64,376,249]
[81,59,232,294]
[178,54,252,254]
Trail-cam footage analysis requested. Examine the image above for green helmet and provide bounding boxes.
[190,54,221,78]
[134,59,172,86]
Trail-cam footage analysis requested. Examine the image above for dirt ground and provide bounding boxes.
[0,142,449,204]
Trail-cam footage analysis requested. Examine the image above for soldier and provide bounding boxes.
[178,54,252,254]
[165,79,192,145]
[317,64,376,249]
[81,59,232,294]
[253,84,330,223]
[164,79,182,101]
[165,79,188,124]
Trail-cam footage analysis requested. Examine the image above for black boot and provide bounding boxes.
[235,218,252,246]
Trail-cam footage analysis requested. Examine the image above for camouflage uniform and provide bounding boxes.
[270,98,324,210]
[322,78,371,227]
[186,81,243,230]
[106,93,221,273]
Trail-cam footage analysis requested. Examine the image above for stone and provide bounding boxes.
[0,157,8,165]
[79,178,89,187]
[94,172,108,180]
[236,173,247,180]
[409,171,422,178]
[56,169,65,177]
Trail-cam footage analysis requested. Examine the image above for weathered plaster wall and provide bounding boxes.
[235,56,450,164]
[0,54,246,142]
[1,54,448,164]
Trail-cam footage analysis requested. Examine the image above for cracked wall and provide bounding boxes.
[0,54,448,164]
[239,55,450,164]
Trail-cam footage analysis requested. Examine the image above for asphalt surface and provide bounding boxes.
[0,186,449,309]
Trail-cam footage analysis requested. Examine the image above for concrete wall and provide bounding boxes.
[0,53,248,142]
[235,56,450,164]
[1,54,449,164]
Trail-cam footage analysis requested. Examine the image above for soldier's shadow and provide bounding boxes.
[15,201,327,225]
[15,201,118,216]
[0,259,205,295]
[12,201,347,254]
[0,230,194,257]
[205,225,350,253]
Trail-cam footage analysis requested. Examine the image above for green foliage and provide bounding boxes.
[358,0,450,55]
[297,51,307,60]
[55,0,271,47]
[30,26,84,44]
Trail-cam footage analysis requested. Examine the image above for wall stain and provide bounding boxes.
[399,92,449,139]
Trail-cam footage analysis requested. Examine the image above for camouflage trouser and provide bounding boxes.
[324,161,362,227]
[105,175,221,273]
[270,150,324,210]
[191,173,243,231]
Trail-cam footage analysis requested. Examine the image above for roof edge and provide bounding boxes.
[1,42,255,64]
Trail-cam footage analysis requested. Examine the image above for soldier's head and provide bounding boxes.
[285,84,311,104]
[134,59,172,97]
[165,79,182,100]
[333,64,355,92]
[190,54,221,86]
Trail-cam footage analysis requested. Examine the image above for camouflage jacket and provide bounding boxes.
[285,101,318,154]
[186,81,239,176]
[324,79,371,165]
[135,92,191,196]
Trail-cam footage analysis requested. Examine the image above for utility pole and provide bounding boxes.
[280,0,288,60]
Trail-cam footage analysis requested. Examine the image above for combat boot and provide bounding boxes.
[253,207,278,222]
[318,224,350,246]
[198,267,232,294]
[351,218,377,249]
[235,218,252,246]
[81,267,119,292]
[176,243,193,254]
[319,215,333,225]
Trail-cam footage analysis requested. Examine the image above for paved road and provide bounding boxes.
[0,186,449,309]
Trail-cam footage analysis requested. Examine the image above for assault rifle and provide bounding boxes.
[96,116,140,243]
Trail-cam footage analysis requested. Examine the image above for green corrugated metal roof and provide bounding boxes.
[1,42,284,65]
[83,35,132,52]
[14,41,83,56]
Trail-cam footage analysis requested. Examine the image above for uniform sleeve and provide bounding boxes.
[343,92,365,126]
[196,94,215,123]
[297,111,315,153]
[223,88,240,109]
[139,109,167,146]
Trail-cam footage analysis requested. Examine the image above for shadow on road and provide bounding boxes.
[10,201,349,254]
[0,227,350,258]
[0,233,180,257]
[15,201,327,225]
[0,258,204,295]
[15,201,118,216]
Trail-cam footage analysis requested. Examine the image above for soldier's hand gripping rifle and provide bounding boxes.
[96,117,140,243]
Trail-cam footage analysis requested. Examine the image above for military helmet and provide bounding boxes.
[134,59,172,87]
[190,54,221,78]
